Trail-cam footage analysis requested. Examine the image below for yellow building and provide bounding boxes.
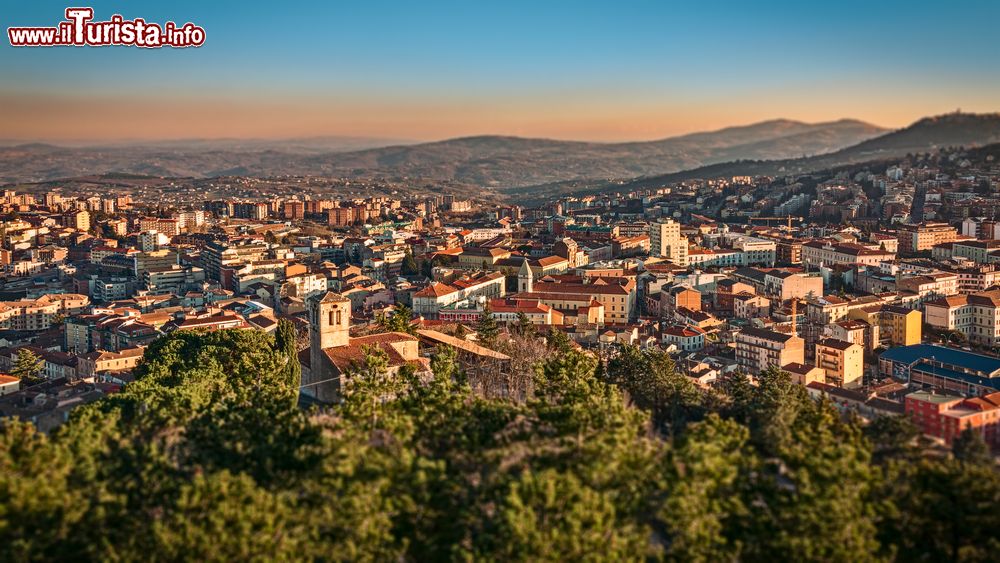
[815,338,864,389]
[847,304,922,347]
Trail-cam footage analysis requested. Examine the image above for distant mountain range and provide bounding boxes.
[2,113,999,202]
[0,119,884,186]
[607,112,1000,192]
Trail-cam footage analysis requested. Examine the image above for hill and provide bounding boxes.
[614,112,1000,191]
[0,119,884,185]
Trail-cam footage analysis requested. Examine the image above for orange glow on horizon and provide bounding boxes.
[0,91,995,144]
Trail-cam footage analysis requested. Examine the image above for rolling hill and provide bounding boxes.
[0,119,884,185]
[599,112,1000,193]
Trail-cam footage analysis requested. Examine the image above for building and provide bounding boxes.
[412,272,506,319]
[905,390,1000,449]
[203,239,270,287]
[731,267,823,301]
[282,200,305,220]
[0,374,19,396]
[661,325,706,352]
[776,238,803,265]
[487,298,564,326]
[897,222,959,252]
[328,206,355,228]
[925,290,1000,347]
[138,217,180,237]
[0,294,90,331]
[662,286,701,316]
[76,347,145,379]
[879,344,1000,396]
[949,239,1000,264]
[715,279,756,312]
[783,362,825,386]
[735,327,804,375]
[686,247,745,268]
[301,292,423,403]
[801,241,895,268]
[815,338,864,389]
[649,219,688,266]
[65,210,91,232]
[733,292,770,319]
[846,304,922,347]
[732,237,776,267]
[518,275,636,325]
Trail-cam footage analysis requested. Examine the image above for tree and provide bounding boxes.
[12,348,44,384]
[2,324,999,561]
[476,301,500,346]
[544,326,572,353]
[377,305,415,335]
[273,319,301,396]
[605,344,703,435]
[952,426,992,466]
[400,249,419,276]
[513,311,533,337]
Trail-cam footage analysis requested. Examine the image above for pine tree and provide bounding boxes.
[514,312,533,336]
[11,348,43,384]
[401,249,419,276]
[274,319,301,395]
[476,301,500,346]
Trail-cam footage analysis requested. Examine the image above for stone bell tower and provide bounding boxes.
[305,292,351,401]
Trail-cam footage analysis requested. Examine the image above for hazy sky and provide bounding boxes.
[2,0,999,142]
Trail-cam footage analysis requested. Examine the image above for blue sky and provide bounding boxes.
[2,0,999,141]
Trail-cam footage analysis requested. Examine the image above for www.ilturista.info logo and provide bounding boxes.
[8,7,205,48]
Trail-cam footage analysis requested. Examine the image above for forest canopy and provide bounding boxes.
[1,328,998,562]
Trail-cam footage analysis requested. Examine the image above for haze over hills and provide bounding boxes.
[0,119,884,185]
[3,113,999,199]
[608,112,1000,192]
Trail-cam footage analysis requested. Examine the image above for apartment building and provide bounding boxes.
[906,390,1000,449]
[801,241,895,268]
[732,237,777,266]
[0,294,90,331]
[925,290,1000,347]
[203,239,270,286]
[949,239,1000,264]
[815,338,864,389]
[649,219,688,267]
[732,267,822,301]
[735,327,804,375]
[897,222,958,252]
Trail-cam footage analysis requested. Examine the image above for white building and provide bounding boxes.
[649,219,688,267]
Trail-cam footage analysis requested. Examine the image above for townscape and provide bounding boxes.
[4,2,1000,558]
[2,141,1000,449]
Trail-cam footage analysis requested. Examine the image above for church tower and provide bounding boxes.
[518,259,534,293]
[305,292,351,401]
[311,292,351,351]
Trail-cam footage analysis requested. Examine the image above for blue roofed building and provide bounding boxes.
[879,344,1000,396]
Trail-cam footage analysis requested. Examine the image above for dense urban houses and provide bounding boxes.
[0,142,999,460]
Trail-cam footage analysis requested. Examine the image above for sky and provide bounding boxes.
[1,0,999,143]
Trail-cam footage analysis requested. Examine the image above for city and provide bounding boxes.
[2,1,1000,561]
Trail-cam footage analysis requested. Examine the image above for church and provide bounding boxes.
[299,292,424,403]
